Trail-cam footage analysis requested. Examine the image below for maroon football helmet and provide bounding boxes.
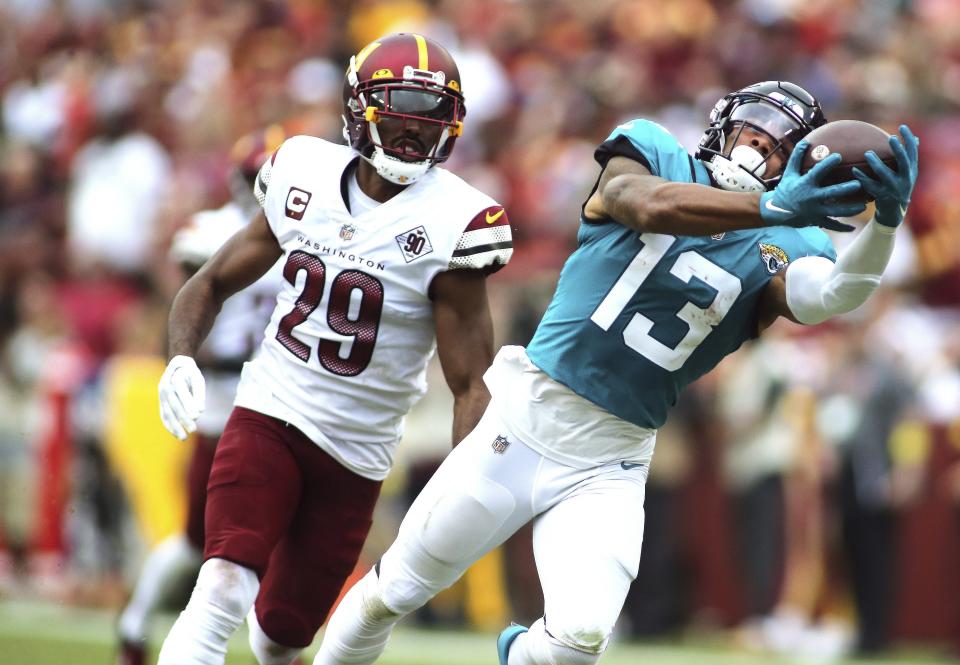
[342,33,465,184]
[230,124,286,182]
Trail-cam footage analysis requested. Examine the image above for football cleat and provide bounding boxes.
[497,623,528,665]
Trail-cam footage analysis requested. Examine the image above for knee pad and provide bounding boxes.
[547,619,610,656]
[357,555,432,618]
[194,558,260,623]
[247,609,302,665]
[157,559,259,665]
[356,568,401,623]
[548,643,601,665]
[515,618,602,665]
[379,478,514,616]
[376,538,467,616]
[540,612,611,657]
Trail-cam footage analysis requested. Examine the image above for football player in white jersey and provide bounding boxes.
[155,33,513,665]
[116,129,285,665]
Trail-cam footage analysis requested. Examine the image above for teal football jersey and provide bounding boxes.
[526,119,836,429]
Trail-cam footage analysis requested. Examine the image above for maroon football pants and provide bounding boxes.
[204,407,382,647]
[185,433,218,549]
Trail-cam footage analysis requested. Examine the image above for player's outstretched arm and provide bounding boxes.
[593,147,864,235]
[591,156,765,235]
[160,212,281,440]
[431,269,495,447]
[756,219,893,332]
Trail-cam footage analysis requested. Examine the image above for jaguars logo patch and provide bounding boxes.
[758,242,789,274]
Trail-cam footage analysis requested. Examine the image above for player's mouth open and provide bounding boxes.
[393,138,425,155]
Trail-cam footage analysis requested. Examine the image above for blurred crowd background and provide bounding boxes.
[2,0,960,661]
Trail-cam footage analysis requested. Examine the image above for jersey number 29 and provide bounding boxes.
[276,250,385,376]
[590,233,742,371]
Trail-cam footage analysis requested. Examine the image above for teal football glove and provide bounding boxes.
[759,140,866,232]
[852,125,919,229]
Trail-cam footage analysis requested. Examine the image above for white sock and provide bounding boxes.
[157,558,259,665]
[508,619,600,665]
[118,534,202,643]
[247,609,303,665]
[313,569,401,665]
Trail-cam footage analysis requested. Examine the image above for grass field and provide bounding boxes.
[0,599,956,665]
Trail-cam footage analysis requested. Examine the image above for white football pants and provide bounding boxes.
[317,405,648,664]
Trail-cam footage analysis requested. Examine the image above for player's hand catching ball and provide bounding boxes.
[759,140,866,232]
[158,355,206,440]
[852,125,919,229]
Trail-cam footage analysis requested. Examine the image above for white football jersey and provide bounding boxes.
[186,202,284,436]
[234,135,512,480]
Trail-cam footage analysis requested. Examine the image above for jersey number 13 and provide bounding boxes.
[590,233,742,371]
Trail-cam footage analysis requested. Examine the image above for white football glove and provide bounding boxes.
[158,355,206,440]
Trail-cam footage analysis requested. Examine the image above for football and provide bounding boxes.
[799,119,898,202]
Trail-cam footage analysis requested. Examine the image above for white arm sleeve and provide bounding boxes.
[785,219,897,325]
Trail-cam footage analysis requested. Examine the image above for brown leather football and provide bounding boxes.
[800,119,898,202]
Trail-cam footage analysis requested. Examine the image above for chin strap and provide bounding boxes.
[364,120,435,185]
[706,145,767,193]
[361,147,432,185]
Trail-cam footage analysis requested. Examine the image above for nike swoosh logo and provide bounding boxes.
[620,462,646,471]
[486,209,505,224]
[764,198,794,216]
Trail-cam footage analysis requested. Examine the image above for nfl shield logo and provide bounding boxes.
[340,223,356,241]
[491,435,510,454]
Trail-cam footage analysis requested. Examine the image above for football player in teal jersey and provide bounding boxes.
[313,82,919,665]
